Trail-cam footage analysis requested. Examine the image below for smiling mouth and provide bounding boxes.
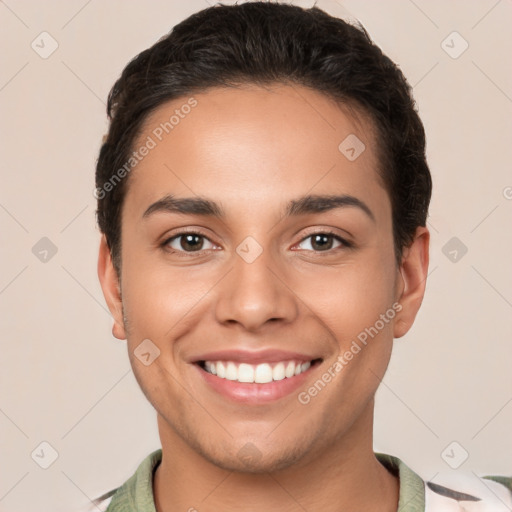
[197,358,322,384]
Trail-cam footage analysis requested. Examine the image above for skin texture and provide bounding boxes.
[98,84,429,512]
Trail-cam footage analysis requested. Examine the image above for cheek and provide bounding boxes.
[290,255,397,342]
[120,253,220,344]
[298,260,397,406]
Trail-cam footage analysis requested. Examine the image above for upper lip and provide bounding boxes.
[190,349,322,364]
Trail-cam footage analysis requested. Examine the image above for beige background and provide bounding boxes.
[1,1,511,511]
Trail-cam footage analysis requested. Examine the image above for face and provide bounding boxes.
[99,84,428,473]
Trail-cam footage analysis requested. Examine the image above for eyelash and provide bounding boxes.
[160,229,353,257]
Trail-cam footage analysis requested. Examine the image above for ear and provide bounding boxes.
[393,226,430,339]
[97,235,126,340]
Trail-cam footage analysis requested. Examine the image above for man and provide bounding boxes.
[92,2,511,511]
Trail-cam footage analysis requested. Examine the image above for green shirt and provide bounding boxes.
[96,449,511,512]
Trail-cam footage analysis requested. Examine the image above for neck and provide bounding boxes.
[153,403,398,512]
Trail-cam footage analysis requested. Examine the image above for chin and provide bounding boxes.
[198,438,311,474]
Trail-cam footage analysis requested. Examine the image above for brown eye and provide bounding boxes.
[164,233,216,252]
[311,234,334,251]
[296,232,350,252]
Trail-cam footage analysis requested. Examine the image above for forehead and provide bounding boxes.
[124,84,389,224]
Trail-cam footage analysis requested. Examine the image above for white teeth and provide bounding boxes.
[254,363,273,384]
[205,361,217,375]
[202,359,314,383]
[301,361,311,372]
[285,361,295,378]
[272,362,286,381]
[216,361,226,378]
[225,362,238,380]
[237,363,254,383]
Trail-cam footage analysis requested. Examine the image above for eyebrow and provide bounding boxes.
[142,193,375,223]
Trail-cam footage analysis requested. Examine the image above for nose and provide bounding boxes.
[214,242,299,332]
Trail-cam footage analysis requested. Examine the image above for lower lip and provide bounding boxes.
[194,363,317,404]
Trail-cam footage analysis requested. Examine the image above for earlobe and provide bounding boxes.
[393,226,430,339]
[97,235,126,340]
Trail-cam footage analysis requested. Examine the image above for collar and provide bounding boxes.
[105,450,425,511]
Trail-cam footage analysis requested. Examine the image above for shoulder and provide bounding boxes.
[87,449,162,512]
[425,472,512,511]
[376,452,512,511]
